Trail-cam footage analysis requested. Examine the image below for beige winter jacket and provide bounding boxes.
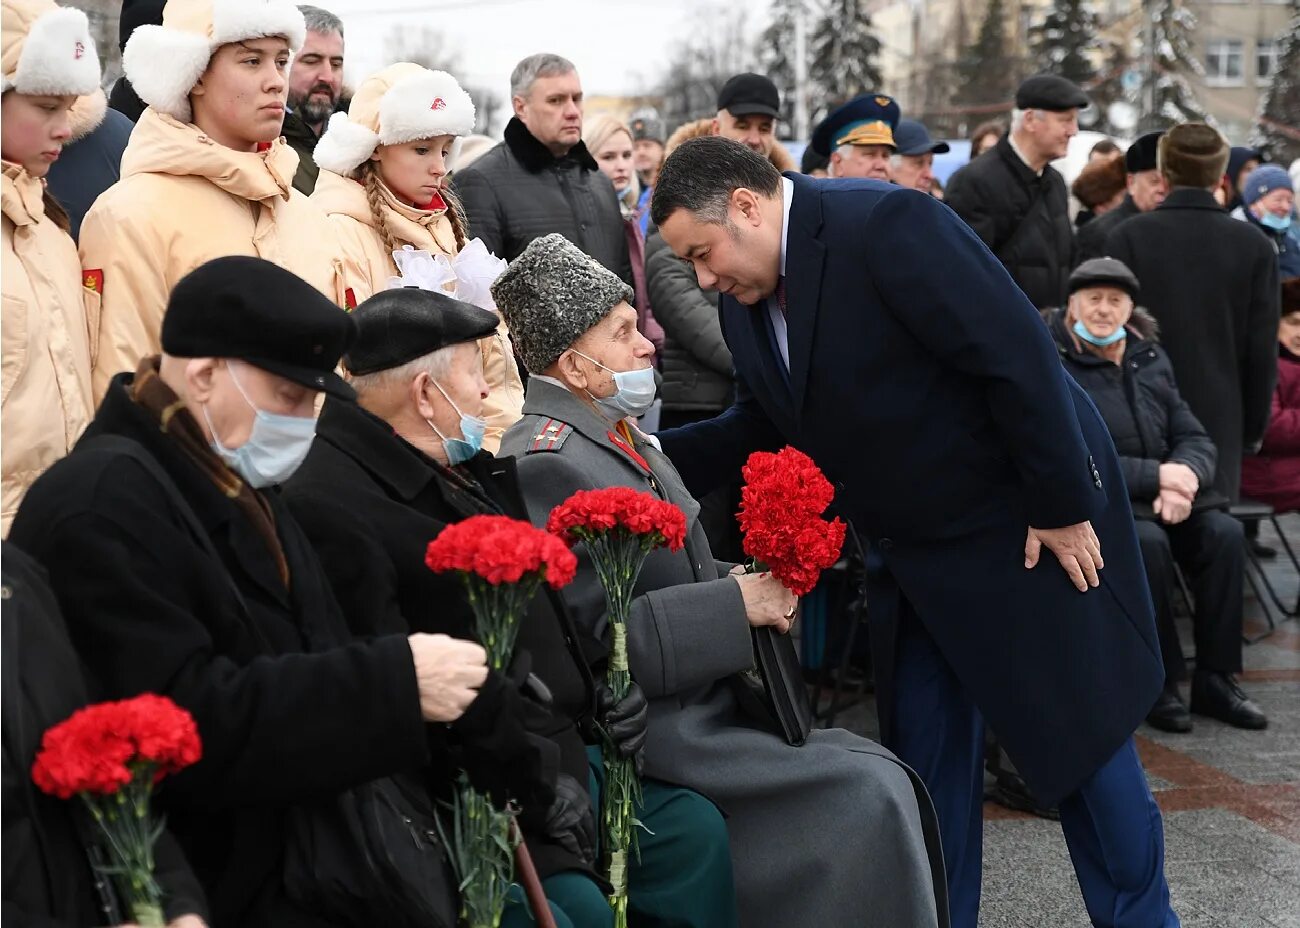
[80,108,346,397]
[312,168,525,453]
[2,162,94,533]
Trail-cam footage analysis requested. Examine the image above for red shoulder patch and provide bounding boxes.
[83,269,103,293]
[344,288,357,311]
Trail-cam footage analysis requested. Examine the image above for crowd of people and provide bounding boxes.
[3,0,1298,926]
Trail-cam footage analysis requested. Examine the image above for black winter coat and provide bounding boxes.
[644,228,734,413]
[452,118,633,287]
[1047,308,1224,519]
[9,377,432,928]
[281,109,322,196]
[282,399,599,881]
[945,135,1076,309]
[2,544,208,928]
[1073,194,1140,266]
[1106,188,1281,501]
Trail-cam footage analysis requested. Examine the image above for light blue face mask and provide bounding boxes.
[1260,211,1292,232]
[426,380,487,465]
[572,350,657,420]
[204,362,317,488]
[1073,319,1127,347]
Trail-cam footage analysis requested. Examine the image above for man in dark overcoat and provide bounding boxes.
[8,257,542,928]
[1106,124,1280,503]
[651,137,1178,928]
[1074,131,1166,265]
[282,287,738,928]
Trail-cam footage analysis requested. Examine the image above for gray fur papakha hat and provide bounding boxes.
[490,233,634,374]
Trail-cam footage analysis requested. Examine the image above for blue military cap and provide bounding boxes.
[893,120,950,157]
[810,94,900,157]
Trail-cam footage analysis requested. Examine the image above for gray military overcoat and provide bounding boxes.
[501,378,948,928]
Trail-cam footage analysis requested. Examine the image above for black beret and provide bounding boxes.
[1068,257,1140,300]
[344,288,499,376]
[1124,131,1163,173]
[1015,74,1089,112]
[161,256,355,400]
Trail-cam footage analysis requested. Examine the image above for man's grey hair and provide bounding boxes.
[298,5,344,38]
[1010,108,1037,133]
[510,53,576,99]
[347,346,456,397]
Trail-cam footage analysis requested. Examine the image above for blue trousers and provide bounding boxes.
[888,598,1180,928]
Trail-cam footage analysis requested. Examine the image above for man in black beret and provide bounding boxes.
[283,286,739,928]
[9,257,511,925]
[1075,131,1167,264]
[946,73,1087,309]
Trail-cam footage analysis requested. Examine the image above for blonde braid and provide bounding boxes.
[361,162,402,261]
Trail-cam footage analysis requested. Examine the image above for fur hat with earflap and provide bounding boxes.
[1,0,101,98]
[1158,123,1230,190]
[122,0,306,124]
[314,62,476,178]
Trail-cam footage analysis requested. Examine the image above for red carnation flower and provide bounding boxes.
[425,514,577,589]
[546,487,686,552]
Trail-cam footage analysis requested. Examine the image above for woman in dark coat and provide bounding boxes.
[1049,258,1268,735]
[1241,277,1300,513]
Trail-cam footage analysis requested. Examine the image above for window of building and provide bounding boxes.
[1205,39,1244,86]
[1256,39,1280,83]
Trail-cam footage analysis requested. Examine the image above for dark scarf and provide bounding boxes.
[130,357,290,587]
[503,116,599,173]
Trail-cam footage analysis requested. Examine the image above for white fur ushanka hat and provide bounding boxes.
[313,62,476,177]
[122,0,306,123]
[1,0,101,97]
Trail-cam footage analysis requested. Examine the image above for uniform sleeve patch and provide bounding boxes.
[83,269,103,292]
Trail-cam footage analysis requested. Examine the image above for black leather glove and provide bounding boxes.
[452,662,557,812]
[596,680,648,776]
[537,772,598,866]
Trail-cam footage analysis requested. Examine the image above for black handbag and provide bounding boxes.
[734,618,814,747]
[282,771,458,928]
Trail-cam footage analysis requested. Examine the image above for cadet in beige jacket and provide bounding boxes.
[1,0,102,533]
[311,63,524,452]
[79,0,345,397]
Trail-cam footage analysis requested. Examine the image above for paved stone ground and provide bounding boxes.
[823,513,1300,928]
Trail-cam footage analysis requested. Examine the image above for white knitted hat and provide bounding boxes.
[1,0,101,96]
[122,0,306,123]
[314,62,476,178]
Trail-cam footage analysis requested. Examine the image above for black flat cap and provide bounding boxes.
[717,73,780,119]
[1068,257,1140,300]
[1125,131,1163,173]
[162,256,356,399]
[344,288,499,376]
[1015,74,1089,112]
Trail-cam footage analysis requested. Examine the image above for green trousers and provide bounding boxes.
[500,750,737,928]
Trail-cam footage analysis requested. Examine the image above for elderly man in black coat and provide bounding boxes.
[452,53,632,287]
[1074,131,1167,265]
[945,74,1084,309]
[282,287,738,928]
[1049,258,1267,735]
[1106,124,1281,503]
[9,258,539,928]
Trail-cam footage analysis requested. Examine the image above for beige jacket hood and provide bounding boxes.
[2,161,94,532]
[80,108,346,397]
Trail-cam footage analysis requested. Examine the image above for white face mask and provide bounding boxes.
[203,362,317,488]
[571,350,657,420]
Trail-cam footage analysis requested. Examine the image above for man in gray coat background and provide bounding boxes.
[493,234,948,928]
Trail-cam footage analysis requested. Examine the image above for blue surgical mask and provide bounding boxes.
[572,350,657,420]
[426,380,486,465]
[1073,319,1127,347]
[1260,211,1292,232]
[204,362,317,488]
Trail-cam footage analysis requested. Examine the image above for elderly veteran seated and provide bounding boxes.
[282,287,738,928]
[493,234,948,928]
[1048,258,1267,735]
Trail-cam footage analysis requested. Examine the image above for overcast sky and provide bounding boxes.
[324,0,767,101]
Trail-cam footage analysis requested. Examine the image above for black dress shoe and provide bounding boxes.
[1147,686,1193,733]
[1190,671,1268,730]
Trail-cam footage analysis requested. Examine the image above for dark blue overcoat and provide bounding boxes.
[659,173,1164,804]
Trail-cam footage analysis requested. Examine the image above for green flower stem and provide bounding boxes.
[79,765,164,919]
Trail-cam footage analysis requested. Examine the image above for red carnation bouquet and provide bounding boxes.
[738,446,846,596]
[31,693,202,927]
[426,514,577,928]
[547,487,686,928]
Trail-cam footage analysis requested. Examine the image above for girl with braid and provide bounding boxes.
[313,63,524,450]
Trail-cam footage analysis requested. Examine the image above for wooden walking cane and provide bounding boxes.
[511,821,558,928]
